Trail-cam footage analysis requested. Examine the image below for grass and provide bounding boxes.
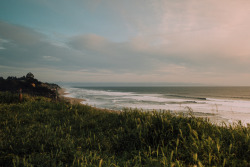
[0,91,250,166]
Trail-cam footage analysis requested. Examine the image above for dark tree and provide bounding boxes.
[26,72,34,79]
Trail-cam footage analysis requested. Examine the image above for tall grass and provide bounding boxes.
[0,92,249,166]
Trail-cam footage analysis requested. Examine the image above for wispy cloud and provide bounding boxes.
[1,0,250,85]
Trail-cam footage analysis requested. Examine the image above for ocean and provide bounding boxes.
[63,86,250,125]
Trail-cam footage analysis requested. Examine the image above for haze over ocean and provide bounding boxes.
[63,86,250,125]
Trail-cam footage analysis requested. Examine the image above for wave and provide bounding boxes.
[167,94,206,100]
[64,87,250,113]
[229,96,250,100]
[166,101,198,104]
[62,86,250,125]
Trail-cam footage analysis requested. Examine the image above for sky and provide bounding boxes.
[1,0,250,86]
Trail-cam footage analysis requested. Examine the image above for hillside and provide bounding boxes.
[0,73,60,98]
[0,92,249,166]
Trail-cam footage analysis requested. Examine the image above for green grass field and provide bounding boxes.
[0,91,249,166]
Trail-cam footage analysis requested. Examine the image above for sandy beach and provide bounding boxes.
[58,88,120,114]
[58,88,85,105]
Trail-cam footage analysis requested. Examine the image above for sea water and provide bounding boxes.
[63,86,250,125]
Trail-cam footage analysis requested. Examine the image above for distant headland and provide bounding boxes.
[0,72,60,99]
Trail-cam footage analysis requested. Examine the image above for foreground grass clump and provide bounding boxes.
[0,92,250,166]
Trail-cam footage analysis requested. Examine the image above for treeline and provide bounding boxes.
[0,72,60,98]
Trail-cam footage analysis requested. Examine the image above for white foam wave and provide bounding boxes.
[63,87,250,125]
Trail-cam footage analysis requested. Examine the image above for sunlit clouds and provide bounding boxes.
[1,0,250,85]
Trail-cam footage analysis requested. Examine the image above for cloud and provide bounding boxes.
[43,56,61,62]
[68,34,158,72]
[0,21,156,76]
[0,39,9,50]
[1,0,250,87]
[0,21,75,69]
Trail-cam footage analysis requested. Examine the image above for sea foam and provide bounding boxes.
[64,87,250,125]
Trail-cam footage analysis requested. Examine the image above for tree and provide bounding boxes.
[26,72,34,79]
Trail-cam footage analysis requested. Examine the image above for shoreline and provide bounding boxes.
[58,88,85,105]
[58,88,120,113]
[57,88,249,125]
[57,88,228,124]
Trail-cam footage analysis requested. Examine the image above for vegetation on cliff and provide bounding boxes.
[0,73,60,98]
